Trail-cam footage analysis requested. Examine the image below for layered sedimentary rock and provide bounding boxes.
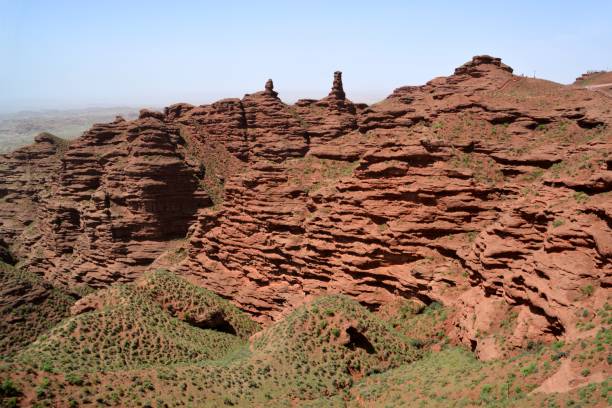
[1,56,610,353]
[454,187,611,356]
[293,70,361,148]
[0,133,66,242]
[3,115,209,288]
[179,56,611,356]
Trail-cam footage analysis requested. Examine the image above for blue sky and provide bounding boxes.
[0,0,610,113]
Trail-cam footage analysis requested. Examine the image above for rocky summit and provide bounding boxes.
[0,56,610,407]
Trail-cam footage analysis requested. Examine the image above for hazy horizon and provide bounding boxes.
[1,0,611,114]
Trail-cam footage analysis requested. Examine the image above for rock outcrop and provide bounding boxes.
[453,186,611,358]
[0,133,66,242]
[1,55,610,353]
[329,71,346,99]
[454,54,513,76]
[179,55,612,355]
[263,78,278,98]
[3,117,210,288]
[574,70,612,97]
[293,71,359,148]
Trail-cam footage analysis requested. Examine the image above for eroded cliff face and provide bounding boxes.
[178,56,611,357]
[2,115,210,288]
[0,133,66,242]
[1,56,610,356]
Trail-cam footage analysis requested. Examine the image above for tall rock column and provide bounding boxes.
[329,71,346,100]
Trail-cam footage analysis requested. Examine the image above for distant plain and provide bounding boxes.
[0,108,140,153]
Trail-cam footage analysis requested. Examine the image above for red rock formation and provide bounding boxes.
[179,56,612,354]
[4,116,210,288]
[574,70,612,97]
[1,56,610,353]
[454,54,513,76]
[0,133,66,245]
[453,186,611,357]
[241,83,309,162]
[294,71,359,149]
[264,79,278,98]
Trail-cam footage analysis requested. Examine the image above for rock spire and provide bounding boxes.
[329,71,346,100]
[264,78,278,98]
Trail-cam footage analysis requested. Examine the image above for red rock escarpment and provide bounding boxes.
[0,133,66,243]
[180,55,611,355]
[1,56,610,353]
[4,115,210,287]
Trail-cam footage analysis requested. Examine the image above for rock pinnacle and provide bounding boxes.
[329,71,346,100]
[264,78,278,98]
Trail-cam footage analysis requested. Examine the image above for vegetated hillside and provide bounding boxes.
[0,56,610,406]
[0,108,139,153]
[0,271,417,406]
[0,261,75,356]
[1,272,609,407]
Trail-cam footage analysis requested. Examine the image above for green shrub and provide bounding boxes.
[521,363,537,376]
[408,339,425,348]
[552,341,564,350]
[41,361,54,373]
[552,219,564,228]
[480,384,493,400]
[3,397,18,407]
[580,285,594,297]
[551,352,567,361]
[0,378,20,397]
[574,191,589,203]
[65,373,84,386]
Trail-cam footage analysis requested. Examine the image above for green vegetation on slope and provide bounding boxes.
[379,299,450,349]
[0,275,420,407]
[0,262,74,357]
[0,271,609,407]
[249,295,419,399]
[347,335,611,408]
[15,269,260,375]
[17,284,245,373]
[138,269,259,339]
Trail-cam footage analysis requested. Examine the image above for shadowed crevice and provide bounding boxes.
[345,326,375,354]
[187,310,237,335]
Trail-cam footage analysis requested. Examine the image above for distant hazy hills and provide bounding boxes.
[0,107,140,153]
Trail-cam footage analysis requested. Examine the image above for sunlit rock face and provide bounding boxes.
[1,56,610,352]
